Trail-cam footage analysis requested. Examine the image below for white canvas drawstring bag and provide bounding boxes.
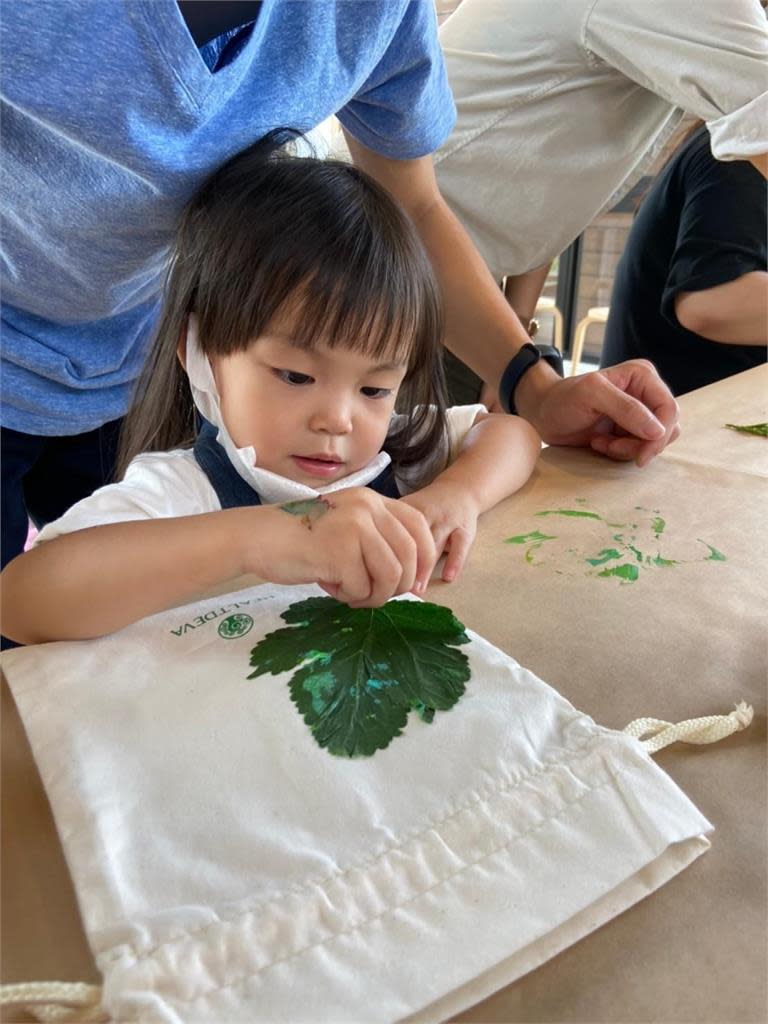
[1,584,748,1023]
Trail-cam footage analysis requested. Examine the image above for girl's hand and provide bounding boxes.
[258,488,436,608]
[400,481,480,584]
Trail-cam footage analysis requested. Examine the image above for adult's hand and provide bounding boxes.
[515,359,680,467]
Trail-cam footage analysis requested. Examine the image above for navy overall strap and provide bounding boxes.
[193,421,262,509]
[193,420,401,509]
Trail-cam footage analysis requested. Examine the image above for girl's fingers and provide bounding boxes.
[347,524,409,607]
[389,501,436,593]
[372,511,419,598]
[333,536,377,606]
[441,528,474,582]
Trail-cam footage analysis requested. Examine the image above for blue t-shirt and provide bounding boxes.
[0,0,455,435]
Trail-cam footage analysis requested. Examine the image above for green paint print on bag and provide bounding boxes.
[247,597,471,758]
[504,502,726,584]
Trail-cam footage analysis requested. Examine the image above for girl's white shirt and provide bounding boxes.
[33,316,485,545]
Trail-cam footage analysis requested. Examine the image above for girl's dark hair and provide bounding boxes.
[117,130,447,481]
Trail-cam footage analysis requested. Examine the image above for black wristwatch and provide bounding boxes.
[499,343,564,415]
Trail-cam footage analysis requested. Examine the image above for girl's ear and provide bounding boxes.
[177,320,188,370]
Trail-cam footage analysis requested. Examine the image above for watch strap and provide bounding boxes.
[499,343,564,415]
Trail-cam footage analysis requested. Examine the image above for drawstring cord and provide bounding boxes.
[0,982,106,1022]
[624,701,754,753]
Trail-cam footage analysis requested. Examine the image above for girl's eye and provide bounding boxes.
[274,369,313,386]
[361,386,392,399]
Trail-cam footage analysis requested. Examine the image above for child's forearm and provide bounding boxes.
[0,507,289,644]
[439,414,540,512]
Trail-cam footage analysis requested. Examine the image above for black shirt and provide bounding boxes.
[601,127,766,396]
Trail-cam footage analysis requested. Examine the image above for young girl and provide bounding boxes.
[2,135,540,644]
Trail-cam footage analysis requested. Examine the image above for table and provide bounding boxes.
[2,366,766,1022]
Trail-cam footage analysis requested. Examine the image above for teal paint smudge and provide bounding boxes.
[651,516,666,538]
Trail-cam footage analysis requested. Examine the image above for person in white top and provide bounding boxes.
[1,134,541,645]
[434,0,768,329]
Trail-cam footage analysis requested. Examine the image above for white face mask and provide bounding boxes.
[184,314,392,504]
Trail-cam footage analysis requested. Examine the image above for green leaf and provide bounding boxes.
[724,422,768,437]
[247,597,471,758]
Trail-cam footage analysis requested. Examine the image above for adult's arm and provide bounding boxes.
[675,272,768,344]
[345,131,678,466]
[585,0,768,167]
[502,263,553,331]
[660,134,767,348]
[748,153,768,179]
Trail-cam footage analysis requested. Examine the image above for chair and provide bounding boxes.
[533,295,564,351]
[570,306,609,375]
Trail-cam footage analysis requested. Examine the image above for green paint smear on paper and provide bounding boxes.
[698,541,727,561]
[535,508,603,520]
[585,548,622,566]
[505,501,727,584]
[650,554,677,567]
[597,563,639,582]
[504,530,556,545]
[724,422,768,437]
[247,597,470,758]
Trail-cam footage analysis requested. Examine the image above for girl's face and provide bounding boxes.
[211,323,409,485]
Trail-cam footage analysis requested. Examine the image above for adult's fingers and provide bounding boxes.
[590,418,682,464]
[587,371,666,443]
[602,361,680,446]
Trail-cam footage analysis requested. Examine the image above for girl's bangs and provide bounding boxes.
[285,273,423,366]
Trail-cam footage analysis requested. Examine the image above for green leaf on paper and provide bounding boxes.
[724,422,768,437]
[247,597,471,758]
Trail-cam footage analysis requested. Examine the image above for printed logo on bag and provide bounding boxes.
[169,598,265,636]
[218,613,254,639]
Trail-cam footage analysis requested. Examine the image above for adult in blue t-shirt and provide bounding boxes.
[0,0,681,570]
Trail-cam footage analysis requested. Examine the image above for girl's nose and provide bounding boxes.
[309,400,353,435]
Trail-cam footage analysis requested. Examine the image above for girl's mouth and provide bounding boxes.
[291,455,345,478]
